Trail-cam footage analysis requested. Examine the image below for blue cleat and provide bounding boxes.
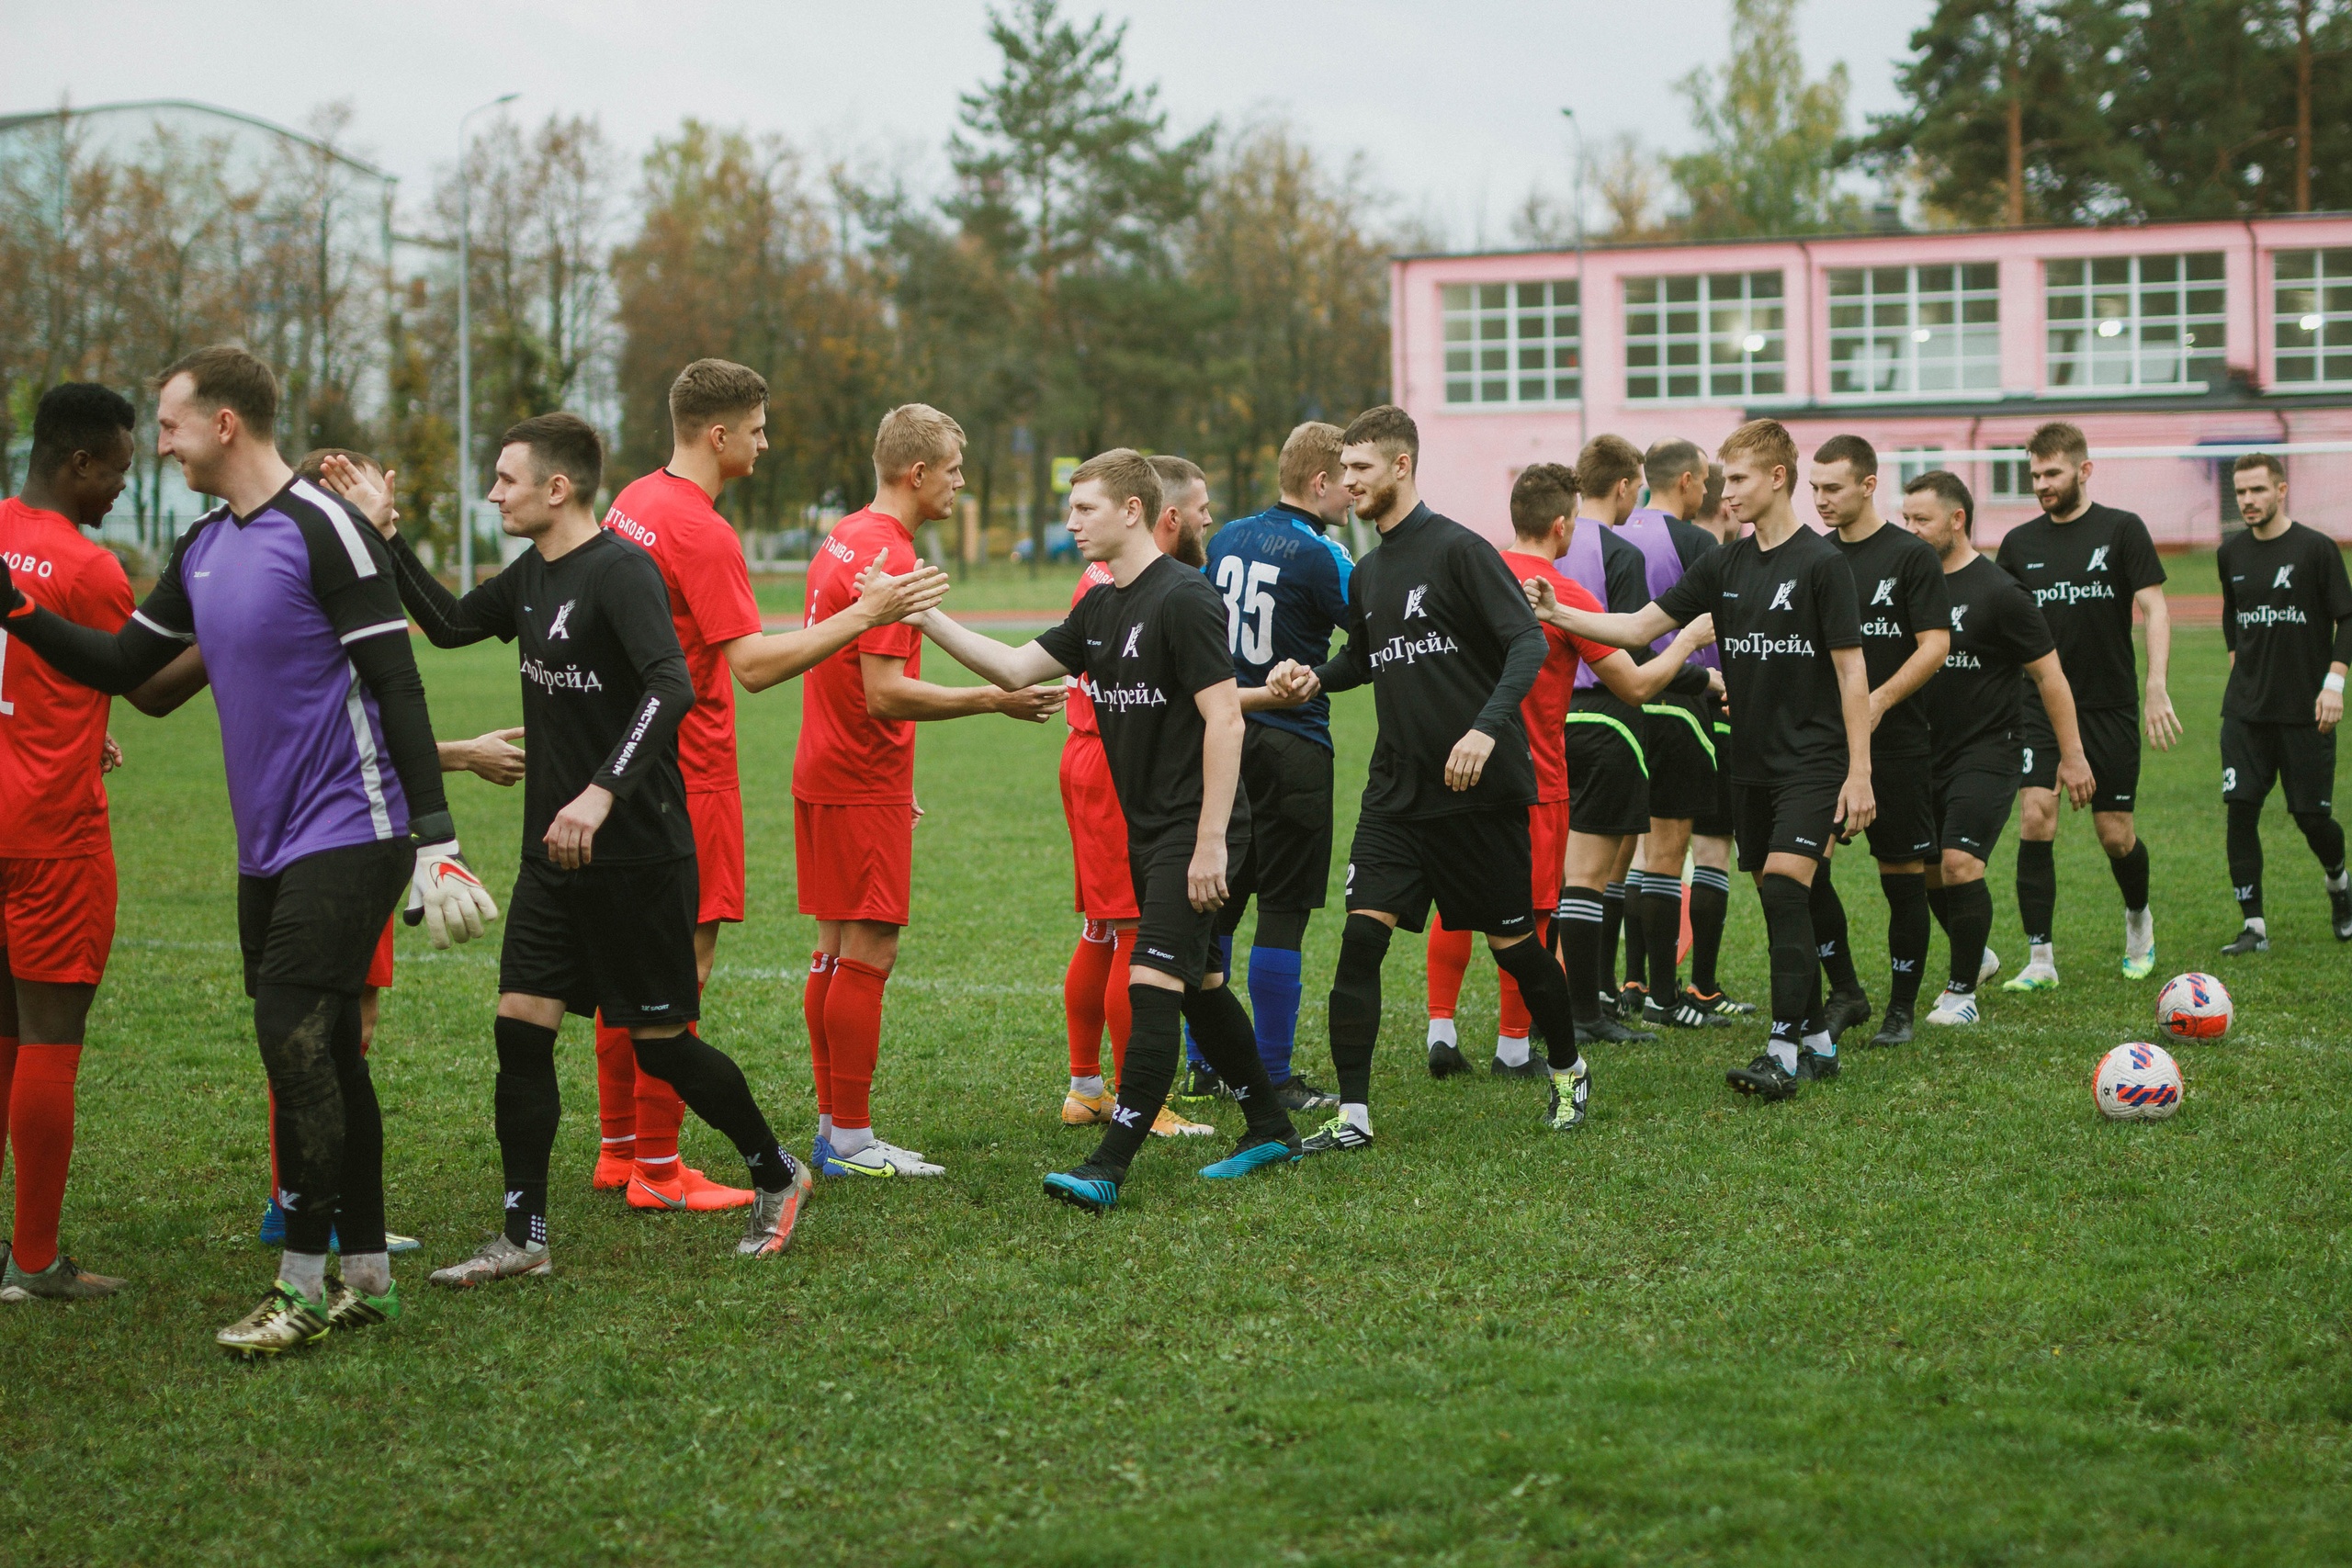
[1199,1134,1302,1179]
[1042,1166,1120,1214]
[813,1134,849,1178]
[258,1198,287,1247]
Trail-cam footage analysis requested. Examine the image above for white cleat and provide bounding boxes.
[2122,909,2156,980]
[428,1234,552,1289]
[831,1140,944,1178]
[2002,960,2059,994]
[1923,987,1980,1026]
[1977,945,2001,986]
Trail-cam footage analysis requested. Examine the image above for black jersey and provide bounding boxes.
[1995,502,2165,712]
[2217,522,2352,724]
[1834,520,1951,760]
[1922,556,2055,769]
[1314,502,1546,818]
[1656,523,1862,784]
[1036,553,1245,841]
[388,529,695,866]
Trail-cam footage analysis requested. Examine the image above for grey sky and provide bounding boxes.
[7,0,1931,247]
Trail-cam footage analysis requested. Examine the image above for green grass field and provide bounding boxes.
[5,610,2351,1567]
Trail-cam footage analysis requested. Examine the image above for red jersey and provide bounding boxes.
[1061,560,1116,737]
[1500,548,1613,805]
[603,469,763,794]
[0,499,133,855]
[794,506,922,805]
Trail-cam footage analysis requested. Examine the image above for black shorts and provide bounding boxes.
[1862,753,1938,864]
[1345,807,1536,937]
[2221,716,2337,816]
[1562,713,1649,838]
[1131,826,1249,987]
[1692,716,1737,838]
[2022,698,2140,813]
[1217,725,1334,930]
[1643,702,1719,821]
[1932,764,2018,864]
[1732,775,1843,872]
[237,839,414,998]
[499,854,701,1028]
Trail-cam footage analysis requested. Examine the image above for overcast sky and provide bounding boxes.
[6,0,1932,247]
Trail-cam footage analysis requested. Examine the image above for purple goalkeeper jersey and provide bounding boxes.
[135,478,414,875]
[1620,509,1719,671]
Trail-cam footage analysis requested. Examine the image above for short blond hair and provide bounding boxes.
[873,402,966,483]
[1069,447,1161,524]
[1277,421,1344,500]
[1719,419,1798,483]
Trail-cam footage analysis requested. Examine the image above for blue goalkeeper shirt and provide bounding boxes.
[1205,502,1352,750]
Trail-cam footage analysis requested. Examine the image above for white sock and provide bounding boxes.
[2030,942,2055,969]
[341,1250,390,1295]
[1340,1101,1372,1134]
[2245,916,2268,937]
[279,1251,328,1303]
[831,1124,876,1156]
[2328,869,2349,892]
[1550,1055,1582,1081]
[1802,1029,1834,1056]
[818,1113,835,1142]
[1767,1038,1799,1073]
[1426,1017,1457,1048]
[1069,1074,1104,1098]
[1495,1032,1531,1067]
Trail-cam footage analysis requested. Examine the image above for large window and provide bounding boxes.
[1442,280,1580,405]
[1623,271,1784,400]
[1826,264,2000,397]
[2275,248,2352,386]
[2045,253,2225,390]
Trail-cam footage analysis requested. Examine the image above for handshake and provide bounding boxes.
[1260,660,1321,707]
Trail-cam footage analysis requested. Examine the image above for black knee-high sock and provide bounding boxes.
[1642,876,1683,1000]
[1688,866,1730,994]
[1882,871,1930,1012]
[2110,839,2151,913]
[1809,870,1858,991]
[1945,880,1995,993]
[1557,886,1606,1024]
[632,1029,794,1190]
[1182,983,1292,1142]
[254,984,346,1257]
[327,993,387,1258]
[2294,809,2346,879]
[2017,839,2056,945]
[1492,936,1584,1071]
[1092,984,1183,1177]
[2226,800,2265,919]
[1600,882,1626,993]
[1622,877,1648,992]
[1326,914,1392,1107]
[1758,874,1817,1050]
[492,1016,560,1247]
[1926,883,1952,936]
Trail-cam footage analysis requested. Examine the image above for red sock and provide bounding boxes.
[1063,922,1115,1078]
[0,1034,17,1170]
[9,1044,80,1274]
[1105,928,1135,1089]
[634,1073,686,1171]
[1426,918,1472,1020]
[823,957,888,1132]
[1496,916,1550,1039]
[593,1013,638,1159]
[804,952,837,1122]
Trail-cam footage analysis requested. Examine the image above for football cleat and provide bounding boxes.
[1694,987,1756,1019]
[1427,1039,1474,1079]
[829,1140,944,1178]
[1061,1088,1118,1125]
[2122,909,2156,979]
[1670,987,1738,1028]
[1794,1047,1839,1081]
[592,1147,637,1190]
[1725,1054,1801,1101]
[1615,982,1650,1021]
[813,1134,842,1176]
[1042,1165,1121,1214]
[1272,1076,1340,1111]
[1542,1059,1590,1133]
[2002,961,2059,993]
[739,1162,814,1258]
[257,1198,286,1247]
[428,1234,552,1289]
[1173,1064,1227,1103]
[2331,880,2352,941]
[1642,999,1674,1032]
[1977,946,2002,986]
[1150,1105,1216,1138]
[1923,987,1980,1026]
[323,1278,401,1332]
[1488,1050,1547,1079]
[1298,1116,1374,1156]
[1866,1006,1914,1047]
[1,1251,124,1303]
[2219,925,2268,957]
[216,1282,331,1357]
[1199,1132,1303,1179]
[1820,987,1871,1042]
[628,1164,755,1212]
[1574,1015,1657,1045]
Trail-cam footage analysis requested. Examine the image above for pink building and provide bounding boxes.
[1390,216,2352,548]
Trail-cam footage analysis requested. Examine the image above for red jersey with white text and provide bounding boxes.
[603,469,763,794]
[794,507,922,804]
[1062,560,1116,737]
[1500,549,1613,805]
[0,498,134,855]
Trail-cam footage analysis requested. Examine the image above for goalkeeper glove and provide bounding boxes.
[406,834,498,949]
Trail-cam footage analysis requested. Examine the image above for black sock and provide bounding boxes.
[1326,914,1391,1106]
[1622,877,1648,992]
[1092,985,1183,1177]
[1809,870,1859,991]
[2110,839,2151,913]
[326,993,387,1258]
[254,984,347,1257]
[1881,871,1929,1013]
[632,1029,794,1192]
[2293,809,2346,882]
[2017,839,2056,945]
[1926,883,1952,936]
[1945,879,1994,994]
[1181,982,1292,1142]
[1491,934,1584,1071]
[1642,878,1682,1001]
[1758,873,1817,1048]
[1688,866,1730,994]
[1558,886,1606,1024]
[2226,800,2265,919]
[1600,882,1626,994]
[492,1015,560,1247]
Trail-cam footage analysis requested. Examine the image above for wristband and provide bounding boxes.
[2325,673,2346,694]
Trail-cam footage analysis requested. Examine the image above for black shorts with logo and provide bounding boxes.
[1345,807,1536,937]
[1732,774,1844,872]
[499,854,701,1028]
[1862,752,1939,864]
[1216,724,1334,931]
[1562,713,1649,838]
[2221,716,2337,816]
[238,838,415,998]
[1644,701,1719,821]
[1932,759,2019,864]
[2021,698,2141,813]
[1692,716,1737,838]
[1132,824,1250,987]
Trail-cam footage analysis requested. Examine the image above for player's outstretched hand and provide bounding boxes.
[1444,728,1496,792]
[1835,773,1877,838]
[318,454,400,536]
[544,784,613,870]
[406,836,499,949]
[1187,837,1229,912]
[2143,684,2182,751]
[1522,574,1559,615]
[994,684,1067,723]
[449,727,526,786]
[855,556,951,626]
[2055,751,2097,809]
[101,734,124,773]
[1263,659,1320,705]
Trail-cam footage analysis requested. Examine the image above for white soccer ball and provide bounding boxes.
[2094,1042,2183,1122]
[2155,972,2233,1041]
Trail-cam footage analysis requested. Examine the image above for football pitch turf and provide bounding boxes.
[5,584,2350,1566]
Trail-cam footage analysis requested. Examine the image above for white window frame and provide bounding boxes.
[1986,447,2031,500]
[1440,280,1582,408]
[1826,263,2002,400]
[2273,248,2352,389]
[1623,270,1786,404]
[2043,252,2226,394]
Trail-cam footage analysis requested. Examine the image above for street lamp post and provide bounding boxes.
[1559,107,1587,454]
[454,95,514,592]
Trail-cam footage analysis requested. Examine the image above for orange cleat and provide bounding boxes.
[627,1164,755,1213]
[1061,1088,1118,1125]
[593,1146,636,1190]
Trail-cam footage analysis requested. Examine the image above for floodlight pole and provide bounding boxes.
[454,96,514,587]
[1560,107,1587,453]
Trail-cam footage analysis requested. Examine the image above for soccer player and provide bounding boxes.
[2212,452,2352,952]
[1,345,496,1354]
[914,450,1302,1213]
[1998,422,2177,987]
[1429,461,1715,1073]
[1679,460,1751,1019]
[1541,419,1873,1100]
[365,413,810,1282]
[1900,471,2094,1024]
[592,361,949,1212]
[1198,423,1352,1111]
[1266,405,1602,1149]
[797,405,1063,1179]
[1809,435,1951,1047]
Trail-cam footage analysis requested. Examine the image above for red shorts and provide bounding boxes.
[366,913,395,990]
[0,849,118,987]
[1529,799,1570,912]
[688,788,746,925]
[794,798,914,925]
[1058,733,1137,919]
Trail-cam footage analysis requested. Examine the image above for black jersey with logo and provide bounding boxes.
[1995,502,2165,712]
[1656,524,1862,784]
[2216,522,2352,724]
[389,528,695,866]
[1036,552,1245,841]
[1921,555,2055,769]
[1834,521,1950,760]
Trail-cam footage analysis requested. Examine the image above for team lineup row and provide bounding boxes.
[0,344,2344,1356]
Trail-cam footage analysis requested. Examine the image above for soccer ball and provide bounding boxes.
[2155,972,2232,1041]
[2094,1042,2183,1122]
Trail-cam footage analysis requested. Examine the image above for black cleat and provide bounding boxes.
[1575,1015,1658,1045]
[1298,1115,1374,1156]
[1865,1006,1914,1047]
[1821,987,1872,1042]
[1692,987,1756,1019]
[1668,987,1736,1028]
[1616,982,1651,1021]
[1428,1040,1474,1079]
[2332,881,2352,941]
[1489,1052,1548,1079]
[2220,924,2269,956]
[1725,1054,1801,1101]
[1174,1064,1227,1103]
[1794,1046,1840,1081]
[1642,999,1674,1032]
[1271,1076,1340,1112]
